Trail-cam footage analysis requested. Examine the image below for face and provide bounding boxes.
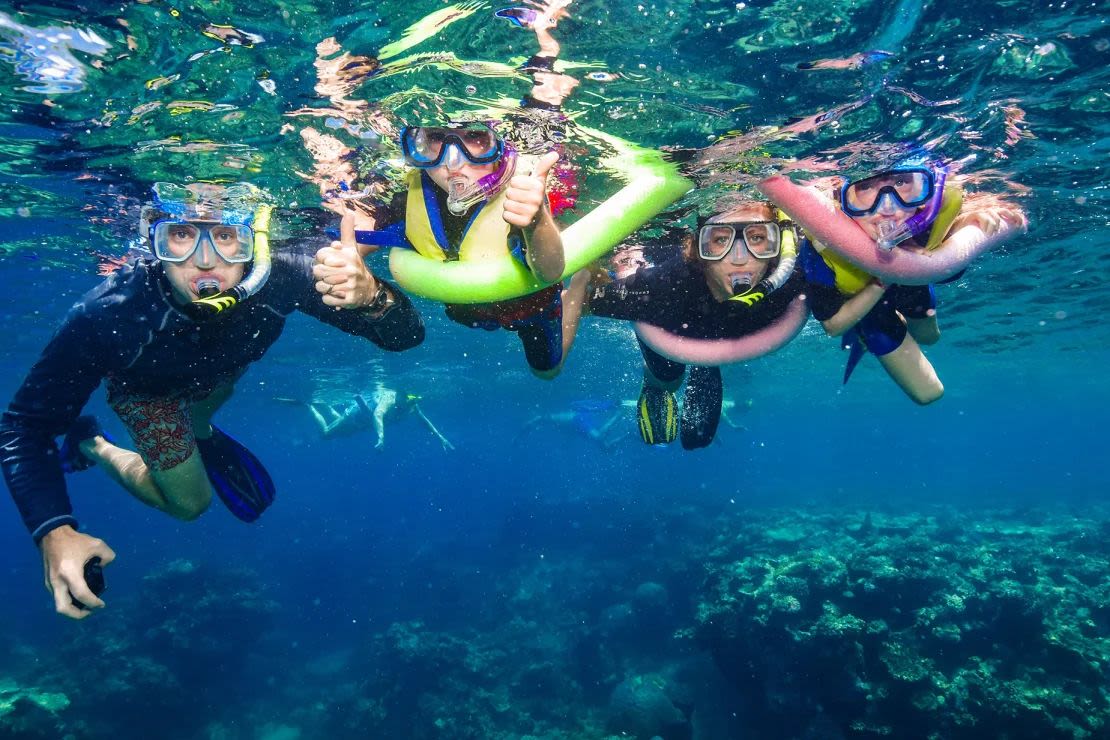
[424,155,499,197]
[160,222,247,303]
[699,203,775,302]
[843,173,920,240]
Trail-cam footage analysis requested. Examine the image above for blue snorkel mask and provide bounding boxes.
[400,122,518,215]
[840,156,948,251]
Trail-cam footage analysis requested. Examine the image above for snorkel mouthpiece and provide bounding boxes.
[876,164,948,251]
[446,179,471,215]
[196,278,221,298]
[189,204,274,319]
[730,274,753,293]
[444,146,517,216]
[876,219,901,251]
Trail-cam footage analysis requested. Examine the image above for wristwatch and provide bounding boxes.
[363,280,395,318]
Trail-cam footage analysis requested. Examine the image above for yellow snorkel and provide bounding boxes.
[728,207,799,305]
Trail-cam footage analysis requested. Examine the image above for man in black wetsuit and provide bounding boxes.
[576,201,804,450]
[0,183,424,619]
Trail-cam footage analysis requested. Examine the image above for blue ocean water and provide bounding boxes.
[0,0,1107,738]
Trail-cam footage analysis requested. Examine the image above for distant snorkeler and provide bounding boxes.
[0,183,425,620]
[280,385,454,451]
[517,398,636,450]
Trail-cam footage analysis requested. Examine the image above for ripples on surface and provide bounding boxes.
[0,0,1106,358]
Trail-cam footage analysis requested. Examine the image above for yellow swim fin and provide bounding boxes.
[637,383,678,445]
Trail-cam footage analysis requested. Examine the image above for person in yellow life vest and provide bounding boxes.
[795,153,1025,405]
[348,110,573,376]
[339,0,581,378]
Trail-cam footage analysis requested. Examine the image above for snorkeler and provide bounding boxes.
[384,118,566,377]
[284,385,454,451]
[517,398,635,450]
[567,200,805,450]
[0,182,424,619]
[300,0,583,379]
[517,393,751,450]
[763,153,1026,404]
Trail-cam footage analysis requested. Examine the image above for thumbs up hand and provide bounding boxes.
[313,209,378,308]
[503,150,560,230]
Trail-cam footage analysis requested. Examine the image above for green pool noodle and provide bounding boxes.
[388,130,693,304]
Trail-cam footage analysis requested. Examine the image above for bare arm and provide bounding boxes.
[821,281,887,337]
[504,151,565,282]
[412,403,455,451]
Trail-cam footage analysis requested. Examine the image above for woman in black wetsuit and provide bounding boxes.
[567,200,805,450]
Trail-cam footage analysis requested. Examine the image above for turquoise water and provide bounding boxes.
[0,1,1107,738]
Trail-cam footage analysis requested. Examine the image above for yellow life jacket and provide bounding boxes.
[811,242,873,295]
[404,170,512,262]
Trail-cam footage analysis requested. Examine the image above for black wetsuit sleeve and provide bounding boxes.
[588,261,689,323]
[280,253,425,351]
[0,310,111,542]
[805,281,844,322]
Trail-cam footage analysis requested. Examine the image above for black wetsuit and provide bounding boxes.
[589,255,804,449]
[0,252,424,542]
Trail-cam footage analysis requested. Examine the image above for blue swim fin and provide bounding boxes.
[842,331,868,385]
[494,7,537,28]
[59,415,110,473]
[196,426,275,523]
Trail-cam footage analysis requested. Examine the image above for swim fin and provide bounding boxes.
[196,426,275,523]
[842,330,868,385]
[680,366,723,450]
[637,383,678,445]
[59,415,109,473]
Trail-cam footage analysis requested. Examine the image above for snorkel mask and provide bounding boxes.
[726,209,799,306]
[840,155,948,251]
[400,122,518,215]
[695,208,799,306]
[139,182,273,318]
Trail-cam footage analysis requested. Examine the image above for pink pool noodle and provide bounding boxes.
[758,176,1022,286]
[634,295,809,366]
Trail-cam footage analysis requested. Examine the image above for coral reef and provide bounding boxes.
[3,559,277,739]
[6,506,1110,739]
[695,508,1110,739]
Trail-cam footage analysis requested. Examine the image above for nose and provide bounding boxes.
[875,191,900,216]
[443,143,466,172]
[193,231,218,269]
[728,240,751,265]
